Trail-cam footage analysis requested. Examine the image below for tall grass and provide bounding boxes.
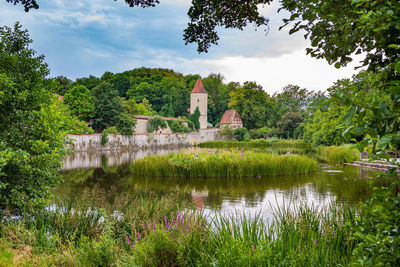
[131,150,318,178]
[199,139,310,149]
[316,145,359,164]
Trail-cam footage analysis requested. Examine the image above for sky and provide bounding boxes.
[1,0,363,94]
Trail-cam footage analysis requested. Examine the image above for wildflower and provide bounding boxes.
[138,232,141,239]
[252,245,255,252]
[126,236,135,249]
[314,239,317,247]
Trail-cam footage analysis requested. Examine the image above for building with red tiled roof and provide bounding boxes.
[220,110,243,129]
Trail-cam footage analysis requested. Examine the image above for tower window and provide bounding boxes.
[197,99,199,103]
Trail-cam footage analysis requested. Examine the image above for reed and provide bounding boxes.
[316,145,359,164]
[199,139,310,149]
[131,151,318,178]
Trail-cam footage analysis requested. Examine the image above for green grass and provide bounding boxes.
[316,145,359,164]
[131,150,318,178]
[199,139,310,149]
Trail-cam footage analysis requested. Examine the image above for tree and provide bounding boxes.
[147,116,167,133]
[233,127,249,141]
[0,23,66,214]
[116,112,136,136]
[280,0,400,71]
[8,0,273,53]
[92,82,123,131]
[277,111,303,139]
[228,81,273,129]
[188,106,200,130]
[63,84,95,121]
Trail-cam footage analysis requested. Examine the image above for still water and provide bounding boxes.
[57,148,393,222]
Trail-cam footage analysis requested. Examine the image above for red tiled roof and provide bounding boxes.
[220,110,243,124]
[191,78,207,94]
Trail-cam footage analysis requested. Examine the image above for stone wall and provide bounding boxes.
[66,128,220,152]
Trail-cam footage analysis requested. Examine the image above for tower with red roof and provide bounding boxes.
[190,78,208,129]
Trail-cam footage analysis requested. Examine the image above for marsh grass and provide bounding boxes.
[199,139,310,149]
[131,150,317,178]
[316,145,359,164]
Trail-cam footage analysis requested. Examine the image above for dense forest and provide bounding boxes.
[55,66,387,147]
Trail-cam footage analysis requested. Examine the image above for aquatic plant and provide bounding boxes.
[316,145,359,164]
[131,150,318,178]
[199,139,310,149]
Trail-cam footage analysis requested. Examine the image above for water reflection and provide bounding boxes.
[57,148,393,222]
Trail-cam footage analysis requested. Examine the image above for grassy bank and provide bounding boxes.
[131,150,317,178]
[199,139,310,149]
[1,181,399,266]
[316,145,359,164]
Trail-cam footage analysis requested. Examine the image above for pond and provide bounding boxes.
[57,147,393,223]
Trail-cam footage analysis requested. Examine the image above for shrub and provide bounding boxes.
[106,126,118,134]
[116,112,136,136]
[168,120,190,133]
[233,127,248,141]
[147,116,167,133]
[188,107,200,130]
[101,130,108,145]
[349,181,400,266]
[220,126,234,140]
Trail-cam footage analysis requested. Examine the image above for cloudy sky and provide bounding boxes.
[1,0,363,94]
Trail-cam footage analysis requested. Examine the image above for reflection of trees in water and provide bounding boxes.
[57,162,395,211]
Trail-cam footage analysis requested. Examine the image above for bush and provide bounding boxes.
[233,127,248,141]
[147,116,167,133]
[116,112,136,136]
[168,120,190,133]
[106,126,118,134]
[188,107,200,130]
[101,130,108,145]
[349,181,400,266]
[249,126,272,139]
[220,126,234,140]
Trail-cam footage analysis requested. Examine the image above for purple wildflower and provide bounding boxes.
[126,236,135,249]
[314,239,317,247]
[252,245,255,252]
[138,232,141,239]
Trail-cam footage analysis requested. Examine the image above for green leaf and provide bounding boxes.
[334,62,341,69]
[377,135,392,151]
[343,108,355,125]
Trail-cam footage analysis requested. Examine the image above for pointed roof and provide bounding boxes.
[220,110,243,124]
[191,78,207,94]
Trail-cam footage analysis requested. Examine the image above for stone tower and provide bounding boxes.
[190,78,208,129]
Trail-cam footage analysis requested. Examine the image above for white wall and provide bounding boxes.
[66,129,220,152]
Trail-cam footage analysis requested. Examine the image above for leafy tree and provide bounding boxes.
[167,120,190,133]
[277,111,303,139]
[249,126,273,139]
[122,98,153,116]
[147,116,167,133]
[74,75,101,91]
[63,84,95,121]
[228,81,273,129]
[159,76,189,117]
[188,106,200,131]
[202,73,231,126]
[10,0,273,53]
[55,75,72,96]
[92,82,123,131]
[116,112,136,136]
[280,0,400,71]
[233,127,249,142]
[0,23,66,214]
